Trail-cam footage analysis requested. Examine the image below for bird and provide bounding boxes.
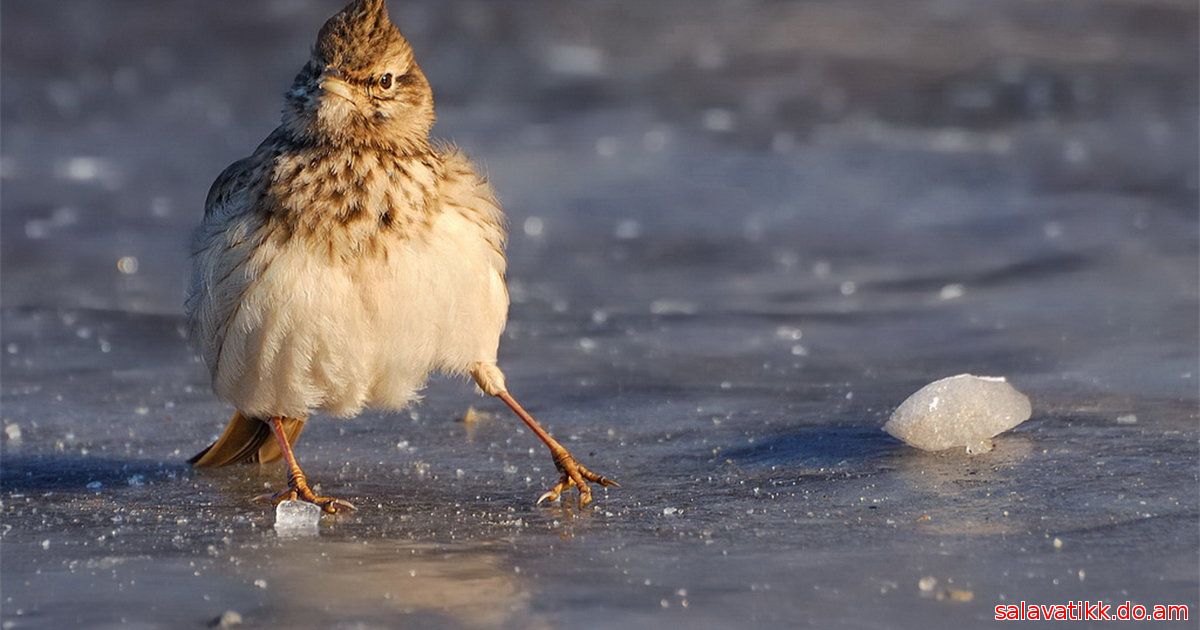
[185,0,617,513]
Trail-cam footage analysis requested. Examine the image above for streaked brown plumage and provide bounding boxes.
[187,0,617,512]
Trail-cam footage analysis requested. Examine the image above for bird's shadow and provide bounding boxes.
[0,452,191,494]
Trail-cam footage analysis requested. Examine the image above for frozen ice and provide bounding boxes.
[1,1,1196,627]
[884,374,1032,454]
[3,423,22,443]
[273,500,321,535]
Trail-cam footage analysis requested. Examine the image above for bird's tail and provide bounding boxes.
[189,411,306,467]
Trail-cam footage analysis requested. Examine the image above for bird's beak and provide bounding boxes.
[319,76,354,103]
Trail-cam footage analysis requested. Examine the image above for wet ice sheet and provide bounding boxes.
[2,0,1198,628]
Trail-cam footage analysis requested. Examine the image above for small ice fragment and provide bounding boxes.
[274,500,320,535]
[938,284,965,300]
[662,507,680,516]
[522,216,544,238]
[884,374,1031,454]
[209,610,243,628]
[461,406,490,424]
[702,108,735,133]
[1116,414,1137,425]
[775,326,803,341]
[4,423,22,443]
[545,44,605,77]
[117,256,139,275]
[59,157,103,181]
[595,137,619,158]
[614,219,641,240]
[1053,537,1063,550]
[41,539,50,550]
[126,475,146,487]
[253,579,268,589]
[86,481,103,490]
[918,576,938,592]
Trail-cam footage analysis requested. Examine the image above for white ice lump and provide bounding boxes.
[274,500,321,534]
[884,374,1031,454]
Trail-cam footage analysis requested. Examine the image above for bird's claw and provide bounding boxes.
[255,485,357,514]
[536,452,618,508]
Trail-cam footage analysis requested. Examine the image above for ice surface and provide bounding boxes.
[273,500,321,535]
[1,1,1197,628]
[884,375,1032,454]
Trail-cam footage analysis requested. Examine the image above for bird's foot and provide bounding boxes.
[536,450,619,509]
[255,478,356,515]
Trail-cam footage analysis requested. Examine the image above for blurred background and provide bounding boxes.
[2,1,1197,628]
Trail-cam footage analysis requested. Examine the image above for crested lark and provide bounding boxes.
[186,0,617,513]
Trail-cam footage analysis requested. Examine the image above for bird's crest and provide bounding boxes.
[316,0,412,73]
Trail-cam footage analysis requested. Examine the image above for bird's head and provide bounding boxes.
[283,0,434,151]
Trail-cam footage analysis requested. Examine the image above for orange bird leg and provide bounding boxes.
[256,416,356,514]
[495,391,619,508]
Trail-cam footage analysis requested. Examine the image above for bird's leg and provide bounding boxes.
[256,416,356,514]
[472,364,618,508]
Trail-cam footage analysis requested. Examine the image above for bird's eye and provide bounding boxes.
[378,74,394,90]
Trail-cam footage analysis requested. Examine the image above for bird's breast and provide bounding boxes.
[262,147,445,261]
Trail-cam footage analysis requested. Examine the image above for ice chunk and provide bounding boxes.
[274,500,321,535]
[4,423,22,443]
[884,374,1031,454]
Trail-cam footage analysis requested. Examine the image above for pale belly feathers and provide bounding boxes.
[191,207,508,419]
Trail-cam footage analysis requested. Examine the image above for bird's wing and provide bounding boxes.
[204,128,286,219]
[436,143,508,278]
[186,129,284,378]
